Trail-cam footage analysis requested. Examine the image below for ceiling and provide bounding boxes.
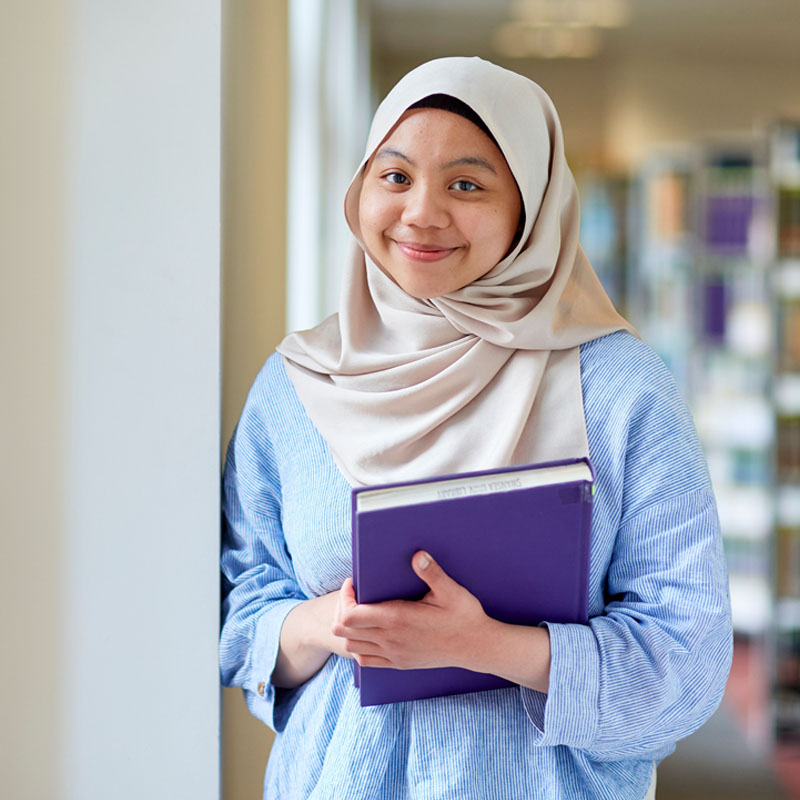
[370,0,800,64]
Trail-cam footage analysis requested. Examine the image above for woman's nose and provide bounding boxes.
[399,185,450,229]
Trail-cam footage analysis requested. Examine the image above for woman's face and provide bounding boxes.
[358,108,522,299]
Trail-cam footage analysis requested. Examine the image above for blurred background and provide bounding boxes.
[3,1,800,798]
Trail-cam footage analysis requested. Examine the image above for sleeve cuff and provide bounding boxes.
[247,598,306,732]
[520,622,600,748]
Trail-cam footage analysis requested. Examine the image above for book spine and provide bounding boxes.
[580,483,593,622]
[351,492,361,687]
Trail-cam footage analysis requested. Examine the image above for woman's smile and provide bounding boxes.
[392,240,462,262]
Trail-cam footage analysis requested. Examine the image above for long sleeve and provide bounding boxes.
[219,377,306,732]
[520,333,733,760]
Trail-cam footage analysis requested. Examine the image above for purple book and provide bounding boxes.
[351,457,593,706]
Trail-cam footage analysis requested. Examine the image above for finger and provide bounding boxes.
[343,636,384,657]
[356,654,394,668]
[333,615,385,637]
[336,577,358,618]
[333,578,359,641]
[335,604,391,631]
[411,550,456,594]
[339,596,410,630]
[333,594,389,634]
[339,577,357,609]
[341,576,356,601]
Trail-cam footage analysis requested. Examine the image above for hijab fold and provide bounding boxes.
[278,57,636,487]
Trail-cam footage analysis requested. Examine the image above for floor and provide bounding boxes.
[656,637,800,800]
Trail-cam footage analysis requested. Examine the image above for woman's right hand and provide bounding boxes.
[271,588,352,689]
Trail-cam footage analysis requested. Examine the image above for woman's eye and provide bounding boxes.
[385,172,409,185]
[452,180,479,192]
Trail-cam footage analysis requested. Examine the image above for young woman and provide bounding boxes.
[220,56,732,800]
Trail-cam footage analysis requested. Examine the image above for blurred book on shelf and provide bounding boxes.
[626,150,697,393]
[777,527,800,600]
[577,170,629,315]
[702,156,760,256]
[777,418,800,483]
[776,299,800,372]
[772,123,800,260]
[778,189,800,257]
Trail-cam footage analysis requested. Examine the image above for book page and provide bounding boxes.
[355,461,593,513]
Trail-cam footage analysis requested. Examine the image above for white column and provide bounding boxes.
[61,2,221,798]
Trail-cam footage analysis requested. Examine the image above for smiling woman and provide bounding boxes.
[358,104,522,298]
[220,56,732,800]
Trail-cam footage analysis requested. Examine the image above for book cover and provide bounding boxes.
[351,457,593,706]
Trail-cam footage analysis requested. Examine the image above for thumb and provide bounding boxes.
[412,550,454,593]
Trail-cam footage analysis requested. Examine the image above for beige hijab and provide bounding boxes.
[278,56,635,487]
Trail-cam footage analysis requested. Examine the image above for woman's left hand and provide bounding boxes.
[332,550,496,672]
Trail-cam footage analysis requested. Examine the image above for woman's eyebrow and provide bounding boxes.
[374,149,497,175]
[375,148,414,165]
[443,156,496,174]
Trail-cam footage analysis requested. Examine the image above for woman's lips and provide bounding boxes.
[394,242,459,262]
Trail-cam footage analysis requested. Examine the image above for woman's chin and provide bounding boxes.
[395,278,452,300]
[386,264,469,299]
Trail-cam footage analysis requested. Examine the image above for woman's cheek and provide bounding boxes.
[359,190,391,241]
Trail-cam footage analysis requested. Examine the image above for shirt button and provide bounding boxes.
[257,682,266,697]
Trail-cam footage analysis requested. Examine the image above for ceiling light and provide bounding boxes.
[494,0,628,59]
[510,0,630,28]
[492,21,602,59]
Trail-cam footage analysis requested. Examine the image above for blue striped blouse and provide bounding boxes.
[220,331,732,800]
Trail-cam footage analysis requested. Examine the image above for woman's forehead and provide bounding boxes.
[371,107,508,167]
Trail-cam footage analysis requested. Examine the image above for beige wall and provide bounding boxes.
[1,2,69,796]
[221,1,288,797]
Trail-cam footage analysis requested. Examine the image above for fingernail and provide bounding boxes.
[418,551,431,569]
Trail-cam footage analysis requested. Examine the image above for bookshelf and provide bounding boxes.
[689,139,775,640]
[577,170,630,317]
[578,124,800,745]
[770,122,800,740]
[625,150,697,395]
